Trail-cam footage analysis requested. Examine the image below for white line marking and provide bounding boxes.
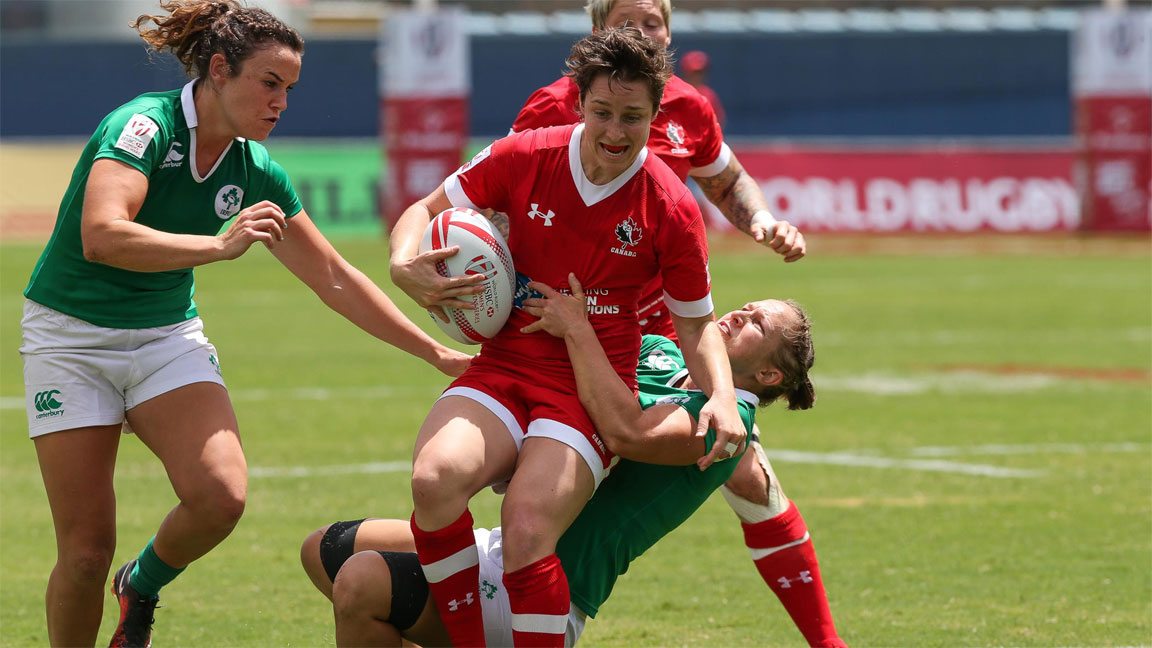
[248,461,410,479]
[908,442,1149,457]
[3,367,1142,412]
[763,449,1045,478]
[244,449,1047,481]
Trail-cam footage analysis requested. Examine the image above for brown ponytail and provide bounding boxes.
[757,300,816,411]
[133,0,303,79]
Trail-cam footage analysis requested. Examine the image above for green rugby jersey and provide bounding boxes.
[24,80,302,328]
[558,334,758,618]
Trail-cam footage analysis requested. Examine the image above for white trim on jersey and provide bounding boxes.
[525,418,607,488]
[439,386,526,450]
[181,80,198,128]
[735,388,761,407]
[443,172,478,211]
[687,142,733,178]
[181,78,240,184]
[421,545,481,583]
[567,124,649,207]
[662,290,714,319]
[511,612,571,635]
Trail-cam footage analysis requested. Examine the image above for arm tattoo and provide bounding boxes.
[484,209,511,241]
[694,156,770,235]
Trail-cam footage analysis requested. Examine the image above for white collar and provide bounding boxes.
[180,79,198,128]
[567,123,648,207]
[735,388,761,408]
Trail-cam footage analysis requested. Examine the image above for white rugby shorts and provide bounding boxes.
[20,300,226,438]
[474,527,587,647]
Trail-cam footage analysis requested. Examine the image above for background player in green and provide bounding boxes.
[18,2,470,646]
[297,276,826,645]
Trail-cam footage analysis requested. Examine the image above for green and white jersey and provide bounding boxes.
[558,335,759,618]
[24,80,302,328]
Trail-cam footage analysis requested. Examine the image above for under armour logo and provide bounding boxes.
[447,592,475,611]
[528,203,555,226]
[776,571,814,589]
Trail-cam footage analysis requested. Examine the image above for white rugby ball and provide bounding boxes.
[418,207,515,345]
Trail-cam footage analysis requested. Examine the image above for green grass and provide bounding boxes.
[1,235,1150,646]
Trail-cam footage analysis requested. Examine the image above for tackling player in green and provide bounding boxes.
[299,275,839,645]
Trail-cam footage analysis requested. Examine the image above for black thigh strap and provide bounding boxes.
[378,550,430,632]
[319,519,367,582]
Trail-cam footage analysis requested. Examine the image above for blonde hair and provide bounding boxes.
[584,0,672,31]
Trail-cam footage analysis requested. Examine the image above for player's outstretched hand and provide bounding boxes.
[695,392,747,471]
[434,347,473,377]
[752,218,807,263]
[218,200,287,259]
[520,273,590,338]
[390,246,486,322]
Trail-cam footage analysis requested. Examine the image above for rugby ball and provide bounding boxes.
[418,207,515,345]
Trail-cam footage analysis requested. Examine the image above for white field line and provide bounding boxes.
[907,442,1150,457]
[762,449,1045,479]
[243,447,1053,480]
[0,368,1133,411]
[248,461,410,478]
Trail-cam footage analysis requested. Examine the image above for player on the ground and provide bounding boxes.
[512,4,845,645]
[299,281,822,645]
[387,28,744,647]
[18,2,468,646]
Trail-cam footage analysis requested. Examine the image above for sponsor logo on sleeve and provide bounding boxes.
[456,144,492,175]
[666,121,689,155]
[114,114,160,159]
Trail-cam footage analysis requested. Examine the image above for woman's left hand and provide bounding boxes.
[695,393,746,471]
[520,273,590,338]
[434,347,473,377]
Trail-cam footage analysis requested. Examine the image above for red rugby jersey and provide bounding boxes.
[512,75,730,337]
[444,124,713,385]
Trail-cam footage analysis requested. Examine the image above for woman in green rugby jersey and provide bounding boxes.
[297,278,841,646]
[18,2,470,646]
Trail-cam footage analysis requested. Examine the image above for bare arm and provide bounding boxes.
[387,185,487,320]
[520,275,717,465]
[693,155,806,262]
[671,311,746,470]
[271,209,471,377]
[80,158,288,271]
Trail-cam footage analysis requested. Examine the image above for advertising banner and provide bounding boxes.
[729,147,1078,233]
[1072,9,1152,232]
[379,8,469,228]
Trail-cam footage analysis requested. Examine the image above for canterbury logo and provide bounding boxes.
[34,390,63,413]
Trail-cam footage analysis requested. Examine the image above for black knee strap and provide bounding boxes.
[378,551,430,632]
[319,519,366,583]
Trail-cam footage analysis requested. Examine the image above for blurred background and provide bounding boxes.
[2,0,1149,239]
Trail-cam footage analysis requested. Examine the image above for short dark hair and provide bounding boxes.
[564,26,671,115]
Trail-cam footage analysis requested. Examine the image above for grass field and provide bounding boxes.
[1,234,1150,646]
